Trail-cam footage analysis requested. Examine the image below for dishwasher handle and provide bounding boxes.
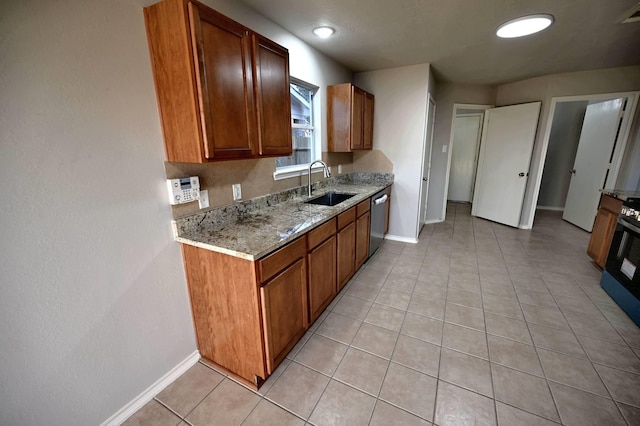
[373,194,388,205]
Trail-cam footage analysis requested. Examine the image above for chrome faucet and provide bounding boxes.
[308,160,331,197]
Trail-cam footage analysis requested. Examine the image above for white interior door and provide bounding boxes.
[563,99,624,231]
[472,102,541,227]
[448,114,483,202]
[419,95,436,228]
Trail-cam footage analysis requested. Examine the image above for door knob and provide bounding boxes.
[518,172,525,177]
[569,169,576,175]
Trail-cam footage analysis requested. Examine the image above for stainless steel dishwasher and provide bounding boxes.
[369,188,389,257]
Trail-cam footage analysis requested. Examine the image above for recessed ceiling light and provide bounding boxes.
[496,14,554,38]
[313,26,335,38]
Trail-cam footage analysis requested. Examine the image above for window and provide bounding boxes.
[274,80,318,179]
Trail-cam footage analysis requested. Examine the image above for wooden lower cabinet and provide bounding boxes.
[337,209,357,290]
[587,194,623,269]
[260,258,308,374]
[308,236,337,322]
[356,211,371,270]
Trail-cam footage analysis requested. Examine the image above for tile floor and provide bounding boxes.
[124,204,640,426]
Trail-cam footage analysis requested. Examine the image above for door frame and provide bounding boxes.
[527,91,640,229]
[448,113,484,202]
[417,92,436,237]
[442,103,493,221]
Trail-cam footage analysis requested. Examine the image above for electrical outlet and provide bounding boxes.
[232,183,242,201]
[338,164,343,174]
[198,190,209,209]
[442,145,448,153]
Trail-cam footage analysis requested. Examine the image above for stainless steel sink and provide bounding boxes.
[305,192,356,206]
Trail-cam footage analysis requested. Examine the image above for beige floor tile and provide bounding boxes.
[401,312,444,345]
[521,304,570,330]
[598,303,637,327]
[351,322,399,359]
[308,310,330,332]
[332,295,373,320]
[442,322,488,359]
[408,294,445,320]
[434,381,496,426]
[618,402,640,426]
[495,401,559,426]
[516,288,558,309]
[391,261,422,280]
[334,347,389,396]
[308,380,376,426]
[549,382,626,426]
[413,281,448,300]
[122,400,180,426]
[537,348,608,396]
[257,358,290,396]
[480,280,518,300]
[447,287,483,309]
[578,335,640,374]
[482,294,525,320]
[612,322,640,348]
[315,312,362,344]
[186,379,260,426]
[563,312,626,344]
[439,348,493,397]
[448,276,482,293]
[391,334,441,377]
[155,362,224,416]
[241,399,304,426]
[369,400,431,425]
[265,362,329,419]
[492,364,560,422]
[384,275,417,294]
[379,363,437,421]
[528,323,587,359]
[554,295,602,317]
[365,259,395,274]
[345,280,382,302]
[487,334,542,376]
[375,287,411,311]
[294,334,347,375]
[445,303,485,331]
[357,268,390,286]
[285,331,312,360]
[365,303,406,332]
[594,364,640,407]
[485,312,533,344]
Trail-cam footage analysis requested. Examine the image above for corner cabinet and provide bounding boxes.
[144,0,292,163]
[328,83,374,152]
[587,194,623,269]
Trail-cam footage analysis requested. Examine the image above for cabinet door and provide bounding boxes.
[189,4,256,159]
[260,258,308,374]
[308,236,337,322]
[587,208,617,268]
[356,211,371,270]
[350,86,364,150]
[337,222,356,290]
[252,34,292,157]
[363,92,374,150]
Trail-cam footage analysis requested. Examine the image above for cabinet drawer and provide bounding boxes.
[258,236,306,283]
[337,207,356,230]
[307,219,336,250]
[600,194,623,214]
[356,199,370,217]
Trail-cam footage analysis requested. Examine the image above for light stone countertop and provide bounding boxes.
[175,182,391,261]
[601,189,640,202]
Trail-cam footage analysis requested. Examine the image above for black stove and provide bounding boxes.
[620,197,640,226]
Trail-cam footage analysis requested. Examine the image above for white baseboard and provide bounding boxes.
[536,206,564,211]
[101,350,201,426]
[423,218,444,225]
[384,234,419,244]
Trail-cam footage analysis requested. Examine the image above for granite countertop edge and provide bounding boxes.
[601,189,640,202]
[174,175,393,261]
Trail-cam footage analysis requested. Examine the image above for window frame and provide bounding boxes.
[273,77,322,181]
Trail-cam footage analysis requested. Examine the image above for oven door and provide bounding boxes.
[605,217,640,298]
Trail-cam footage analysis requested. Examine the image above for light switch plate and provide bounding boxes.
[232,183,242,201]
[442,145,448,153]
[198,190,209,209]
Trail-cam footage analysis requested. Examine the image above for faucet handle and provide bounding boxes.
[324,168,332,178]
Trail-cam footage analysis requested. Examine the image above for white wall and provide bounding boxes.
[0,0,351,424]
[495,66,640,228]
[537,101,588,209]
[426,83,496,222]
[355,64,431,241]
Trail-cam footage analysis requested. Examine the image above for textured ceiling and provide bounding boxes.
[238,0,640,85]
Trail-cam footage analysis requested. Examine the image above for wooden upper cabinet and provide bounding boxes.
[253,34,292,157]
[328,83,374,152]
[189,4,255,160]
[144,0,292,163]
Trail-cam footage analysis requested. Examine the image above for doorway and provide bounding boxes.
[417,94,436,235]
[535,92,639,231]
